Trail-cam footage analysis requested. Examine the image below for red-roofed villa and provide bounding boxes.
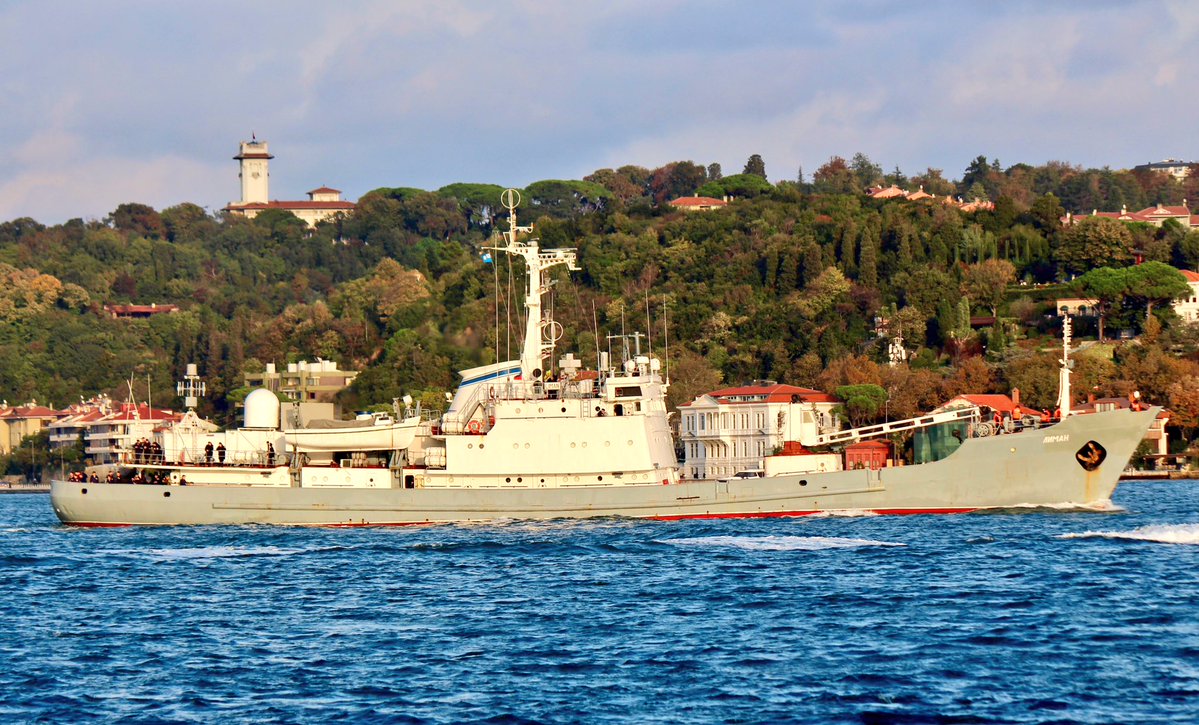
[223,138,356,227]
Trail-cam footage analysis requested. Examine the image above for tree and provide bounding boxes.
[697,173,773,199]
[1073,267,1128,341]
[108,202,165,239]
[1124,261,1191,320]
[835,383,888,426]
[648,162,707,203]
[742,154,766,179]
[960,155,991,194]
[812,156,856,195]
[789,267,850,318]
[1166,374,1199,444]
[850,152,883,190]
[961,259,1016,317]
[706,163,722,181]
[1055,217,1134,277]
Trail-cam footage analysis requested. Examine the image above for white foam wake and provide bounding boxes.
[1059,523,1199,546]
[660,535,904,551]
[808,509,879,518]
[101,545,308,560]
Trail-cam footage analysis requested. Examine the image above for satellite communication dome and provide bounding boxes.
[243,388,280,429]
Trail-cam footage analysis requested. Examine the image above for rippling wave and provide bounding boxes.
[3,481,1199,723]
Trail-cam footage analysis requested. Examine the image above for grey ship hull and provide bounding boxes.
[50,408,1155,526]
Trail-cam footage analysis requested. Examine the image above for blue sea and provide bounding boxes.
[3,483,1199,724]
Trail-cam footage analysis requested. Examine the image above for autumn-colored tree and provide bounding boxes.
[108,202,165,239]
[1167,375,1199,443]
[812,156,857,195]
[944,355,996,399]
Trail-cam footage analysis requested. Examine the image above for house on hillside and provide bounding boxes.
[223,138,356,227]
[1062,201,1199,230]
[1133,159,1195,181]
[668,196,729,212]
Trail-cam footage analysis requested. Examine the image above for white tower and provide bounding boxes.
[234,136,273,204]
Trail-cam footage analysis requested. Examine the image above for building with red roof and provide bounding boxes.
[103,303,179,319]
[84,403,182,464]
[1174,269,1199,322]
[223,137,356,227]
[678,381,841,480]
[0,401,62,455]
[668,196,728,212]
[1062,201,1198,230]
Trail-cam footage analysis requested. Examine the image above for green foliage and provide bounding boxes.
[1056,216,1134,276]
[696,173,773,199]
[835,383,888,426]
[2,154,1198,449]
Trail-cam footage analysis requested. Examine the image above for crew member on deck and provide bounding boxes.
[217,442,226,464]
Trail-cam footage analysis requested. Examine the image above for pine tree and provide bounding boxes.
[743,154,767,179]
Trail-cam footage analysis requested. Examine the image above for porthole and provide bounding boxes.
[163,491,171,498]
[561,407,566,413]
[604,441,611,447]
[524,443,530,449]
[81,488,88,495]
[506,477,511,483]
[517,477,523,483]
[800,480,808,486]
[598,475,604,481]
[570,442,577,448]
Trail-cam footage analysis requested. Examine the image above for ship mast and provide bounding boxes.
[1057,314,1073,417]
[491,189,579,382]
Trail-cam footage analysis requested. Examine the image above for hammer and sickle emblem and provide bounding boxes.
[1075,440,1107,471]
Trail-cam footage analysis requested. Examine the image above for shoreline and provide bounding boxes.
[0,484,49,494]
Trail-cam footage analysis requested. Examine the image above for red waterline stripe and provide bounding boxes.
[651,507,977,521]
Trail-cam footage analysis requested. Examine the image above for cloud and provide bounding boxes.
[0,1,1196,223]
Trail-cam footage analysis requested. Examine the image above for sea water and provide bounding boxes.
[2,482,1199,724]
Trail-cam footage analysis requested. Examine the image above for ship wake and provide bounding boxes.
[1058,523,1199,546]
[660,535,904,551]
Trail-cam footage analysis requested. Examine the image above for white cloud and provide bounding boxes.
[0,154,227,224]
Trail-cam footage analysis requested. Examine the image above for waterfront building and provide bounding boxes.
[678,382,840,480]
[0,402,60,455]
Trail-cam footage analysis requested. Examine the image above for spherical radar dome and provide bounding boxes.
[244,388,281,429]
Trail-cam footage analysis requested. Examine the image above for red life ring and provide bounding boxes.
[467,420,481,434]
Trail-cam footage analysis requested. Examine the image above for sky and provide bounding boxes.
[1,0,1196,224]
